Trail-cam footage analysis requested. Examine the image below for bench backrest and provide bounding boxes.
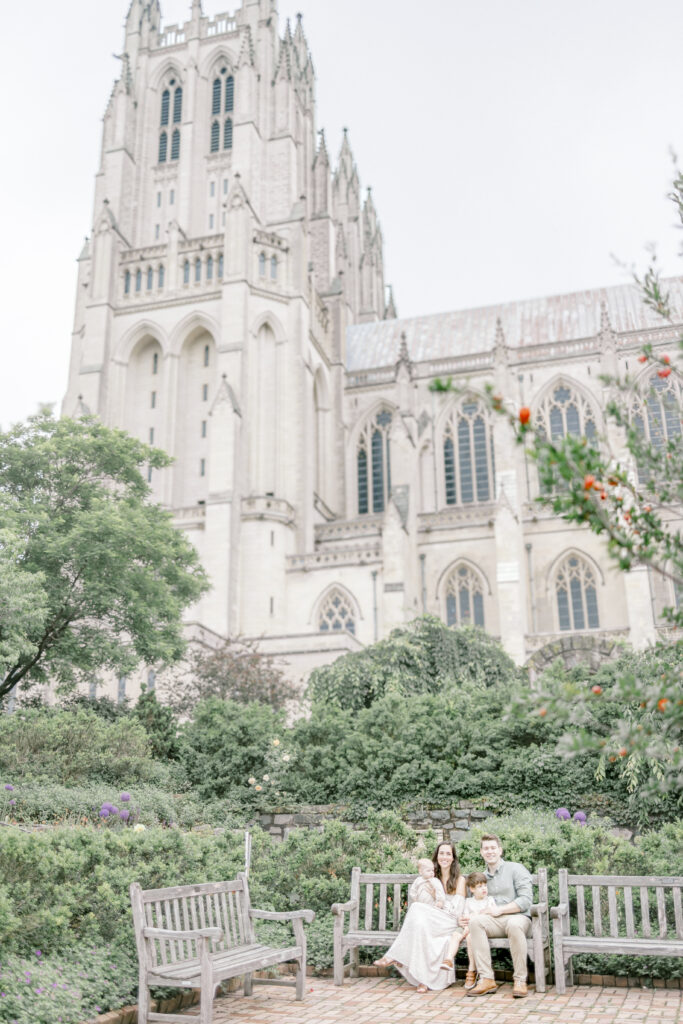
[350,867,548,934]
[130,873,254,970]
[558,869,683,941]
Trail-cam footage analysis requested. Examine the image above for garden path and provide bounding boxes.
[209,976,683,1024]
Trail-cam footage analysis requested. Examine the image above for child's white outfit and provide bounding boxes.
[409,877,464,917]
[463,894,497,917]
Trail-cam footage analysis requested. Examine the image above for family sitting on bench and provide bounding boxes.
[374,832,533,998]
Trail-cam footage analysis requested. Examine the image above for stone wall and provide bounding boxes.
[256,801,493,844]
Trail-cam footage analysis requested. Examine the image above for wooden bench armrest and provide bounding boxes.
[331,899,358,916]
[530,901,547,917]
[550,903,569,919]
[142,926,223,941]
[250,908,316,924]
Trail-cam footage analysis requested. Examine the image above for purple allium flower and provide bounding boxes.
[8,800,15,807]
[35,951,41,958]
[119,809,130,821]
[573,810,587,823]
[555,807,571,820]
[99,808,110,818]
[111,806,119,815]
[4,785,13,792]
[120,792,131,802]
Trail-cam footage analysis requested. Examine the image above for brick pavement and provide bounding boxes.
[209,976,683,1024]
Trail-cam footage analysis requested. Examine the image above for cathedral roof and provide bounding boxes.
[345,276,683,371]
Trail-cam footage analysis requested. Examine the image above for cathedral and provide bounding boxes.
[63,0,683,700]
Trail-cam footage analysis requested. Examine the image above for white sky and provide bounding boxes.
[2,0,683,428]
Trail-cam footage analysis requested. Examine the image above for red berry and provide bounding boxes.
[519,407,531,425]
[658,698,669,712]
[662,354,671,364]
[618,747,628,758]
[538,707,547,717]
[584,474,595,490]
[638,355,648,363]
[591,685,602,695]
[658,368,672,378]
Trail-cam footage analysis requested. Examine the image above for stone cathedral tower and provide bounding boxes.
[65,1,683,701]
[64,0,392,683]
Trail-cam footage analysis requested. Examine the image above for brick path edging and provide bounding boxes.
[87,967,683,1022]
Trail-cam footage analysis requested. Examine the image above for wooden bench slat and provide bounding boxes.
[591,885,602,938]
[640,886,651,938]
[576,885,586,936]
[358,873,415,884]
[148,942,303,984]
[364,883,373,930]
[378,884,387,931]
[393,884,401,930]
[607,886,619,938]
[673,887,683,940]
[624,887,635,938]
[561,935,683,957]
[656,888,668,938]
[566,874,683,886]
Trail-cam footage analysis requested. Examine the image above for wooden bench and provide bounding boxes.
[551,870,683,993]
[331,866,550,991]
[130,873,315,1024]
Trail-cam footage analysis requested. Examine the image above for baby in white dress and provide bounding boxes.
[409,858,448,908]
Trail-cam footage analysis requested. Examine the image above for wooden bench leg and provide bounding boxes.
[333,915,345,986]
[243,972,254,996]
[350,945,359,979]
[552,918,566,993]
[137,970,150,1024]
[200,943,213,1024]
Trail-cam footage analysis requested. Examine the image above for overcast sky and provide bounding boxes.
[2,0,683,428]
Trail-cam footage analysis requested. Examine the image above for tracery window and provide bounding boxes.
[173,86,182,124]
[442,398,494,505]
[535,382,597,442]
[171,128,180,161]
[319,589,356,634]
[631,371,682,481]
[444,563,485,628]
[160,90,170,126]
[555,554,599,631]
[357,408,392,515]
[158,131,168,163]
[210,68,235,151]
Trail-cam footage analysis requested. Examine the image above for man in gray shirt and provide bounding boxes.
[466,832,533,998]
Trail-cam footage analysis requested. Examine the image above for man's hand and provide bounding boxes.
[481,904,504,918]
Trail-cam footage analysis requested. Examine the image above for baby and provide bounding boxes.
[409,857,447,908]
[440,871,497,984]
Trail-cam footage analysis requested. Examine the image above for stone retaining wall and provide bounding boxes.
[256,801,493,844]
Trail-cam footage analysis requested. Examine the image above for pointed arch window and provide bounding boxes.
[442,398,494,505]
[212,78,222,115]
[555,554,599,631]
[210,120,220,153]
[224,118,233,150]
[204,344,210,367]
[135,269,142,292]
[146,266,153,290]
[183,259,190,285]
[259,252,266,277]
[632,372,682,481]
[152,352,159,375]
[160,89,170,126]
[158,131,168,163]
[218,252,224,278]
[173,86,182,123]
[319,589,356,634]
[357,408,392,515]
[270,255,277,280]
[444,563,485,628]
[536,382,597,443]
[225,75,234,112]
[171,128,180,161]
[206,255,214,281]
[124,270,131,295]
[195,257,201,283]
[158,264,165,288]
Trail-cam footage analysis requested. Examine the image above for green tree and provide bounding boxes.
[308,615,520,711]
[0,527,48,674]
[0,412,209,702]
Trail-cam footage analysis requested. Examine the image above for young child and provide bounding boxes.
[409,857,447,908]
[440,871,497,985]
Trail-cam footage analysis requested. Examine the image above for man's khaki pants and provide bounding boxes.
[468,914,530,983]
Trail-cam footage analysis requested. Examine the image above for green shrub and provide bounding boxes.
[0,707,165,786]
[307,617,521,711]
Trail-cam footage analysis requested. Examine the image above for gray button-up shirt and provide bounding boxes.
[484,858,533,917]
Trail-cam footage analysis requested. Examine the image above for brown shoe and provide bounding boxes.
[464,970,477,990]
[466,977,497,996]
[512,981,528,998]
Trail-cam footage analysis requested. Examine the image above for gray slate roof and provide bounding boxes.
[346,277,683,371]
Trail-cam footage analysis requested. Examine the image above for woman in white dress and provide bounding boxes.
[374,842,467,992]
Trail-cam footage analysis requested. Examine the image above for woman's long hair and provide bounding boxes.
[431,842,461,894]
